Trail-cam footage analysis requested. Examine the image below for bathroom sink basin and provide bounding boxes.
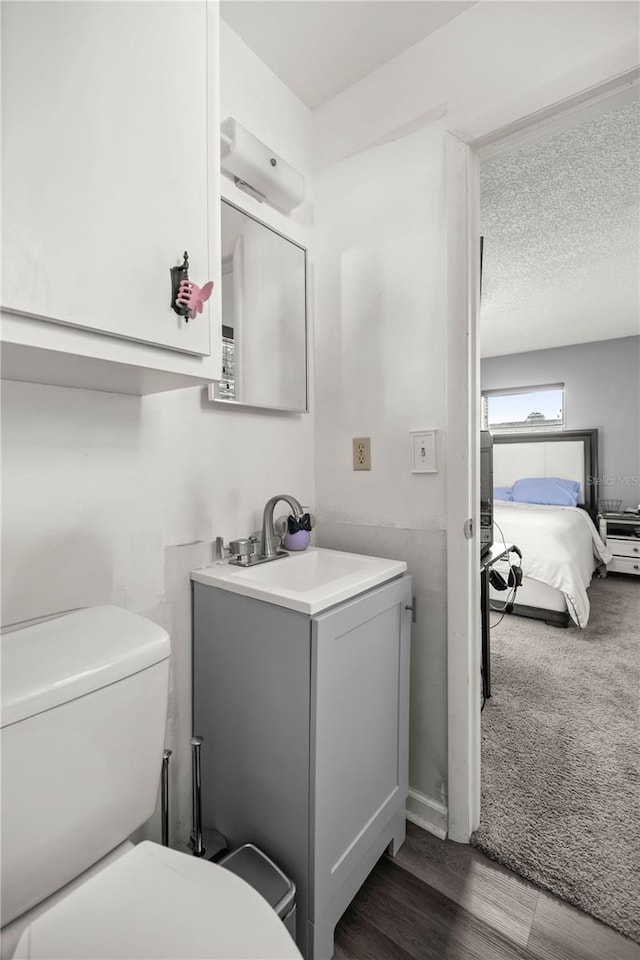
[191,547,407,614]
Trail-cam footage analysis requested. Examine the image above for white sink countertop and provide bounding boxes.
[191,547,407,615]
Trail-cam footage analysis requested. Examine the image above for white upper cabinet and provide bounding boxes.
[1,1,221,393]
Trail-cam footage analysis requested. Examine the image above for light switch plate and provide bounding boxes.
[410,430,437,474]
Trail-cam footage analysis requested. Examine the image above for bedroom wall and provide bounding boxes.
[0,21,315,847]
[313,1,638,834]
[481,336,640,508]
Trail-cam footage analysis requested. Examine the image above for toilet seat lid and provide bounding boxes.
[13,842,301,960]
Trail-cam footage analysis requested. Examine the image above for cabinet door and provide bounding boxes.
[1,1,211,356]
[310,576,411,920]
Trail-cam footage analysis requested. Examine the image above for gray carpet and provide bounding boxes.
[471,574,640,943]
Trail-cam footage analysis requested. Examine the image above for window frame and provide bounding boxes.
[481,383,565,434]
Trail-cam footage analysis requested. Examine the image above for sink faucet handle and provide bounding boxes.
[249,534,260,555]
[214,536,232,561]
[229,538,252,559]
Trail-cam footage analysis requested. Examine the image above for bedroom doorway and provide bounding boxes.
[446,66,640,842]
[450,69,640,936]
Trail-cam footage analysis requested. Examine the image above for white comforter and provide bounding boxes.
[493,501,612,627]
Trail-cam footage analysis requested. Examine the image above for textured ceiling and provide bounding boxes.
[480,99,640,358]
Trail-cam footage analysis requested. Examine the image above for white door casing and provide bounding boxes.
[445,132,481,843]
[445,72,639,844]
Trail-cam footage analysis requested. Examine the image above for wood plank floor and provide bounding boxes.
[333,822,640,960]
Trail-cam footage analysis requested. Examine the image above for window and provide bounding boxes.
[482,385,564,433]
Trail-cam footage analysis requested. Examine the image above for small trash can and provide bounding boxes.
[218,844,296,939]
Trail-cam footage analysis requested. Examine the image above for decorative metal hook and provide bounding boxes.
[170,251,190,319]
[170,251,214,322]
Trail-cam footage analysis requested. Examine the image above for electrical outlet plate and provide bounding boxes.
[353,436,371,471]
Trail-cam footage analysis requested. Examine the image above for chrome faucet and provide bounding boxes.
[260,494,304,560]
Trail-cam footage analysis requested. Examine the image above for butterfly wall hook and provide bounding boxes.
[176,277,214,320]
[170,251,214,321]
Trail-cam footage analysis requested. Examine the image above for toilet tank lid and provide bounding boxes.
[1,606,170,728]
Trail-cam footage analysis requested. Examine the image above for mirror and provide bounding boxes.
[214,199,308,412]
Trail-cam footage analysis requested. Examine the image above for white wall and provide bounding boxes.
[312,0,638,831]
[313,1,638,169]
[220,20,313,243]
[314,123,450,821]
[0,21,314,849]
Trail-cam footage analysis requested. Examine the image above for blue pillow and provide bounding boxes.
[512,477,580,507]
[493,486,513,501]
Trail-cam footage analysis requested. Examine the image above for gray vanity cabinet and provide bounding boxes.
[192,573,411,960]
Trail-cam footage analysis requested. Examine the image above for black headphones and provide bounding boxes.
[489,545,523,613]
[489,564,523,592]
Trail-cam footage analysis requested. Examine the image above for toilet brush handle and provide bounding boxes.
[161,749,171,847]
[189,736,205,857]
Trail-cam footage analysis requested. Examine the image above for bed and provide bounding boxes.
[489,430,612,628]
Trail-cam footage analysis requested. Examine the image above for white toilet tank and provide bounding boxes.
[0,606,170,928]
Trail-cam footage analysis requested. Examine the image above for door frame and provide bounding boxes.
[445,67,639,843]
[445,132,481,843]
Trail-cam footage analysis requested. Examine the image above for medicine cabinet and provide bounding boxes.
[210,200,308,413]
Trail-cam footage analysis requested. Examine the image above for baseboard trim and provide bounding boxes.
[406,789,448,840]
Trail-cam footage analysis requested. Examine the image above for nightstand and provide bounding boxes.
[598,513,640,576]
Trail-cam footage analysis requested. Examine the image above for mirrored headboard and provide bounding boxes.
[493,430,599,518]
